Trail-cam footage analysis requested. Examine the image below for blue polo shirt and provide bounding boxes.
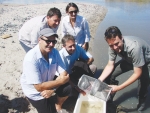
[20,44,65,100]
[59,45,89,74]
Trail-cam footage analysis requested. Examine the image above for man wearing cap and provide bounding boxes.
[20,28,72,113]
[19,7,61,52]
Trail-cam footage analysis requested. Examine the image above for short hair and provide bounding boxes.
[61,34,75,46]
[47,7,62,18]
[66,2,79,13]
[104,26,122,40]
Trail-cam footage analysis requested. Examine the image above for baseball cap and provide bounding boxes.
[38,28,58,38]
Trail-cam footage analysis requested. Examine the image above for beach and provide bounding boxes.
[0,2,107,113]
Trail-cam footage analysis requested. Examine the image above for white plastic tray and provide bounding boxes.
[73,94,106,113]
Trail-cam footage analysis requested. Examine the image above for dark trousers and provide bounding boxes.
[69,60,94,96]
[53,76,72,97]
[105,60,150,100]
[27,82,72,113]
[28,97,57,113]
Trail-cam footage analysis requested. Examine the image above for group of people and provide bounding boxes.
[20,3,96,113]
[19,2,150,113]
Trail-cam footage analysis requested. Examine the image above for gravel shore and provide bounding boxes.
[0,2,107,113]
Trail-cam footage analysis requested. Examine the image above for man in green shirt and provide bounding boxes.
[98,26,150,111]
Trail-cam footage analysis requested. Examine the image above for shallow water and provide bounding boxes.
[1,0,150,112]
[93,1,150,113]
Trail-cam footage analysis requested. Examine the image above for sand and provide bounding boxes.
[0,2,107,113]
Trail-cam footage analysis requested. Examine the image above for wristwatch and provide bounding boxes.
[53,88,56,92]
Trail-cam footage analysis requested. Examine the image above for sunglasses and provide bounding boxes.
[69,10,78,14]
[41,37,57,44]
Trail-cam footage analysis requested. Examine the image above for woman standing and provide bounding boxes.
[61,2,91,51]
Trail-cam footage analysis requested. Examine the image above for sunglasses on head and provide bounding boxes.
[69,10,78,14]
[41,37,57,44]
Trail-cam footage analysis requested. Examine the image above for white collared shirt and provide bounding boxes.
[19,15,58,48]
[20,44,65,100]
[61,15,90,46]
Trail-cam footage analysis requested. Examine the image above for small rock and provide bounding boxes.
[1,46,5,48]
[0,34,12,39]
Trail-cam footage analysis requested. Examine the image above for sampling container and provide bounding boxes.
[73,74,112,113]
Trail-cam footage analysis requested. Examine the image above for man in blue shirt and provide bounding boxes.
[20,28,71,113]
[59,34,96,95]
[98,26,150,111]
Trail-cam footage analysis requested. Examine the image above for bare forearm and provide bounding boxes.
[111,67,142,92]
[119,72,141,90]
[34,79,63,92]
[34,71,69,92]
[87,57,94,65]
[98,64,114,81]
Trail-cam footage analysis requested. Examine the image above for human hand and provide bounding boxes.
[80,89,86,96]
[108,85,120,93]
[82,43,87,51]
[82,45,86,50]
[41,89,55,98]
[74,86,86,96]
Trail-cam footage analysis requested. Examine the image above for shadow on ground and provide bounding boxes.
[0,94,30,113]
[115,88,137,105]
[94,68,103,79]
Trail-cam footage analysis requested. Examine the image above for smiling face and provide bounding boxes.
[47,15,61,28]
[39,35,57,53]
[106,36,123,53]
[64,39,76,55]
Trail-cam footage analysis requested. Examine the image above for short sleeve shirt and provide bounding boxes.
[86,51,92,58]
[19,15,58,48]
[61,15,90,46]
[59,45,89,74]
[109,36,150,67]
[20,45,65,100]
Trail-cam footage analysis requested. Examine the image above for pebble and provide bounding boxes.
[1,46,5,48]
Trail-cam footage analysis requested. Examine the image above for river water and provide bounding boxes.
[1,0,150,112]
[92,1,150,113]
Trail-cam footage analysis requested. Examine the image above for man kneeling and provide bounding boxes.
[20,28,72,113]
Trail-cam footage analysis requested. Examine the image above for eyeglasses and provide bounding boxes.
[41,37,57,44]
[69,10,78,14]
